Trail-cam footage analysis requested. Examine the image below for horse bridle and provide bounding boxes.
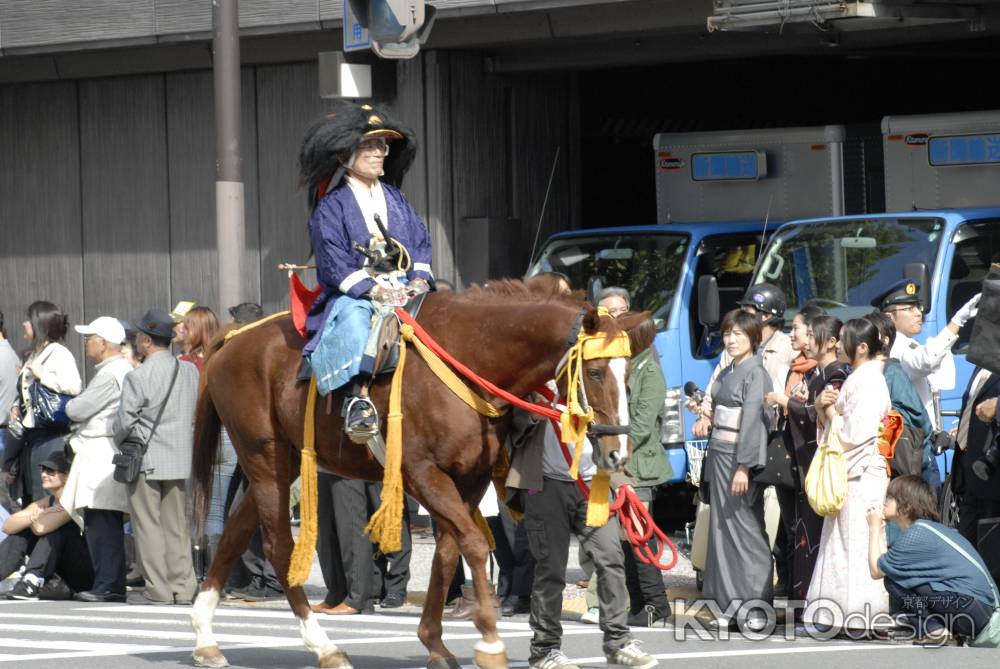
[555,309,631,439]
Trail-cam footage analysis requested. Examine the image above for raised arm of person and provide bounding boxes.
[866,505,887,579]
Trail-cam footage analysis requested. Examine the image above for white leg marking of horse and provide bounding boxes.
[192,588,221,649]
[609,357,630,459]
[300,612,336,657]
[474,639,506,654]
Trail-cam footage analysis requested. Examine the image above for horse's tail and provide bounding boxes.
[191,373,222,537]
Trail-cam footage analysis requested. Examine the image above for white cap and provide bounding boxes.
[74,316,126,345]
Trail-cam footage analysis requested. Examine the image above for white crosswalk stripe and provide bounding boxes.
[0,600,606,663]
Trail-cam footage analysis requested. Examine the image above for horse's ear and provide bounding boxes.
[582,306,601,334]
[618,311,654,354]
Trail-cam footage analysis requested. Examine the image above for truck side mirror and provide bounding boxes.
[698,275,720,326]
[904,262,931,313]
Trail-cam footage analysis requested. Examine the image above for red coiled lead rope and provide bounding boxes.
[535,387,678,571]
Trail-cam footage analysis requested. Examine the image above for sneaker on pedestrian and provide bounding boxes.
[380,592,406,608]
[529,649,579,669]
[6,576,41,601]
[606,639,657,669]
[580,607,599,624]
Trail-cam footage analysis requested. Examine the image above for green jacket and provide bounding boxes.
[627,347,673,487]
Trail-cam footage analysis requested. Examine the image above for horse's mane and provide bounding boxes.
[459,278,588,307]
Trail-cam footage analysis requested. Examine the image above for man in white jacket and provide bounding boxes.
[62,317,133,603]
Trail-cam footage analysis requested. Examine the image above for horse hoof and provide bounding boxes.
[319,649,353,669]
[473,647,508,669]
[427,657,462,669]
[193,645,229,668]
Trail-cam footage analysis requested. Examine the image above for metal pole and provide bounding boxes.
[213,0,246,314]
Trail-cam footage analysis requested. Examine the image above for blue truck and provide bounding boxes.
[743,110,1000,481]
[528,125,860,523]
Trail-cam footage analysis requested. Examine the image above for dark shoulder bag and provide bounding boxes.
[113,361,180,484]
[754,407,799,489]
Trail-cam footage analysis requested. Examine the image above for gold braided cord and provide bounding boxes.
[365,322,409,553]
[401,324,506,418]
[224,310,291,342]
[288,375,319,586]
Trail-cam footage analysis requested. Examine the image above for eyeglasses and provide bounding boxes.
[889,304,922,314]
[358,139,390,156]
[40,466,57,475]
[606,307,628,318]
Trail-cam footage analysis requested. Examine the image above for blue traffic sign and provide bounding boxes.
[343,0,371,52]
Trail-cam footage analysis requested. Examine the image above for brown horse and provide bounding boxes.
[188,280,647,669]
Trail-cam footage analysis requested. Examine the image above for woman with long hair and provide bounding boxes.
[765,303,825,596]
[180,307,220,371]
[6,302,81,504]
[771,315,848,603]
[703,309,773,632]
[804,318,891,634]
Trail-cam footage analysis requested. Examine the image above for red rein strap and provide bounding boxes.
[535,388,678,572]
[394,308,560,421]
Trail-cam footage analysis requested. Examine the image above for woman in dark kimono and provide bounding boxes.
[769,315,849,605]
[703,309,772,632]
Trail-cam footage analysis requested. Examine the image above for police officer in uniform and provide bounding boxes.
[874,279,981,433]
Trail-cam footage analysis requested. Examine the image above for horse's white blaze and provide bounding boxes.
[609,357,629,459]
[191,588,220,649]
[299,613,337,658]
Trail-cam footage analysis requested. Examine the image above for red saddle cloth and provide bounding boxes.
[290,272,323,338]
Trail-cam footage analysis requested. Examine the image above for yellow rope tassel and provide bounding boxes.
[365,330,407,554]
[586,469,611,528]
[288,376,319,586]
[474,509,496,551]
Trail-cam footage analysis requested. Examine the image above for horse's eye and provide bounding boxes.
[586,369,602,381]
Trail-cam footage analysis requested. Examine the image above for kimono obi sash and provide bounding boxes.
[713,405,742,444]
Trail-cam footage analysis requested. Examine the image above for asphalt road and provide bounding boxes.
[3,595,997,669]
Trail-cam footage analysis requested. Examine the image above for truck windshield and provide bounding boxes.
[753,217,944,322]
[528,233,689,325]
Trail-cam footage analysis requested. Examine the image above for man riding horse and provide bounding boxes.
[299,102,433,441]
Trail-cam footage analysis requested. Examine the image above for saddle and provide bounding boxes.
[371,291,428,379]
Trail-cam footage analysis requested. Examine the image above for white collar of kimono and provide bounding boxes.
[346,175,388,239]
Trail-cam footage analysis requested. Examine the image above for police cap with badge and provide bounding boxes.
[871,279,922,311]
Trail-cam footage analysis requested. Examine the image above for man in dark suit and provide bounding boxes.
[952,367,1000,545]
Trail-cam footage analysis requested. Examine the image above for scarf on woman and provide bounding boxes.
[784,352,817,396]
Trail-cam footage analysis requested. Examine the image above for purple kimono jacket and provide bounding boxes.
[304,181,433,355]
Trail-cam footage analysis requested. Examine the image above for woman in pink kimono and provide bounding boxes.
[803,318,891,634]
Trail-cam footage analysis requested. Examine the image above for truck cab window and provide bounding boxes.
[948,221,1000,352]
[689,235,761,359]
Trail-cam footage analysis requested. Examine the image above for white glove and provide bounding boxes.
[951,293,981,328]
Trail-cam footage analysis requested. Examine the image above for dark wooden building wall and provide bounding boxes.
[0,52,577,375]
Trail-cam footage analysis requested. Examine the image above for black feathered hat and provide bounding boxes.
[299,101,417,211]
